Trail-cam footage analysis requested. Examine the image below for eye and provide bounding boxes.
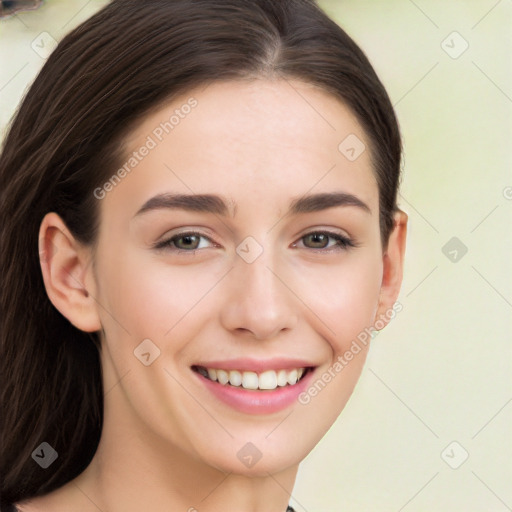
[294,230,356,252]
[153,231,215,252]
[153,229,357,254]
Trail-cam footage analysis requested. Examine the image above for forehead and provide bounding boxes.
[103,79,378,220]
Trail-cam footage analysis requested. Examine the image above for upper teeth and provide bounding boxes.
[200,367,306,390]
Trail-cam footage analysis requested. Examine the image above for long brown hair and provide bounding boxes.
[0,0,402,506]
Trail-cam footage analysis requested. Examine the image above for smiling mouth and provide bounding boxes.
[191,365,312,391]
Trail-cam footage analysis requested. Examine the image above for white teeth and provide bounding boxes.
[277,369,288,387]
[200,366,307,390]
[216,369,229,385]
[228,370,242,387]
[242,371,259,390]
[287,369,298,385]
[259,370,278,390]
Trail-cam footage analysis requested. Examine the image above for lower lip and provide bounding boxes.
[194,370,314,415]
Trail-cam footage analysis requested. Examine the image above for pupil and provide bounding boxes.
[180,235,198,248]
[309,233,327,248]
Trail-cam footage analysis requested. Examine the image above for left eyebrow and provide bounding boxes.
[132,191,371,219]
[289,191,371,215]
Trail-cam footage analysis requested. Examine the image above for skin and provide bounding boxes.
[24,78,407,512]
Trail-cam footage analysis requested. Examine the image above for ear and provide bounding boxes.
[38,212,102,332]
[373,209,408,329]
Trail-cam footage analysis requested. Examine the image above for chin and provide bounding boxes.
[193,427,319,477]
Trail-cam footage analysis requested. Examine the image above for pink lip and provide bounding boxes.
[193,357,314,372]
[192,365,315,415]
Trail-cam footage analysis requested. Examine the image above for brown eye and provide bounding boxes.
[298,231,355,251]
[173,234,201,250]
[154,231,214,252]
[303,232,330,249]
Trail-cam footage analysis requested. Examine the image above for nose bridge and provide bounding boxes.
[220,237,298,339]
[235,240,285,309]
[239,249,279,301]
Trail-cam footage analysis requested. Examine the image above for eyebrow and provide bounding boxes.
[133,191,371,219]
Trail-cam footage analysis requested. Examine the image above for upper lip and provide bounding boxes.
[192,357,316,372]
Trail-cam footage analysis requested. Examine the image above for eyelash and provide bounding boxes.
[153,230,357,254]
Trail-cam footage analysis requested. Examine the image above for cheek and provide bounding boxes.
[96,247,222,351]
[296,251,383,355]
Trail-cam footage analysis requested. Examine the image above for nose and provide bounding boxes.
[219,247,299,340]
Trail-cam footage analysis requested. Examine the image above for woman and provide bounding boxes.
[0,0,407,510]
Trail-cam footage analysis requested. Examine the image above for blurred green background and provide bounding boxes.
[1,1,511,510]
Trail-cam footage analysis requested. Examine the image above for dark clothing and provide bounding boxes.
[3,503,296,511]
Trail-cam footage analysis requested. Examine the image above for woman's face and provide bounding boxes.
[86,79,401,475]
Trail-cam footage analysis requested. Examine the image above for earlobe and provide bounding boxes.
[38,212,102,333]
[373,209,408,329]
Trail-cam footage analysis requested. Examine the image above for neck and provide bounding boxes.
[70,380,299,512]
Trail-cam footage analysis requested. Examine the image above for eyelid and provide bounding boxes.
[292,229,357,251]
[152,229,218,251]
[153,227,358,253]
